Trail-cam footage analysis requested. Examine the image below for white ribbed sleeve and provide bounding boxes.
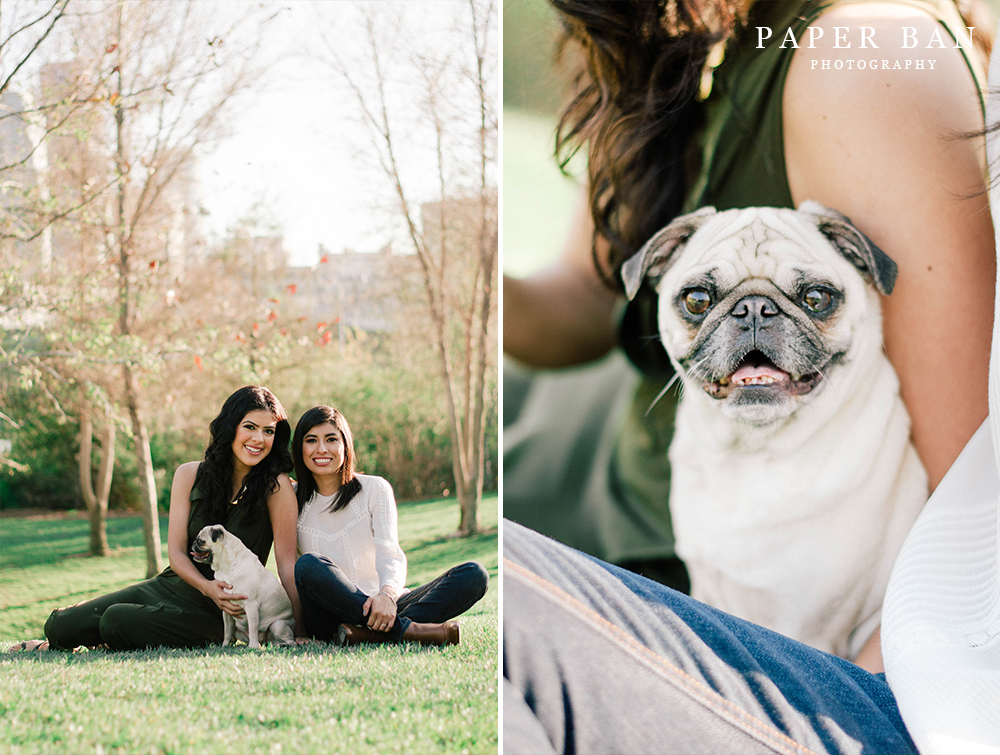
[880,23,1000,753]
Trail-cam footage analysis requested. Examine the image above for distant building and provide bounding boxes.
[420,194,495,258]
[285,244,416,333]
[148,147,208,280]
[0,90,50,267]
[1,61,205,279]
[38,61,113,273]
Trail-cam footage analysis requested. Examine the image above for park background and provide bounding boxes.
[0,1,497,752]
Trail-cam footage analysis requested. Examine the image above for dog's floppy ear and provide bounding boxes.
[798,200,897,295]
[211,526,225,542]
[621,207,717,301]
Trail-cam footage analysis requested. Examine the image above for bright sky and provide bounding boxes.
[197,1,482,268]
[0,0,490,268]
[197,4,362,267]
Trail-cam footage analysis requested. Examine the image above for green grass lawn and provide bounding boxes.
[502,107,581,278]
[0,495,498,754]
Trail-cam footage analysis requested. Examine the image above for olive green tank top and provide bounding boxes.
[687,0,984,212]
[155,477,275,612]
[614,0,986,556]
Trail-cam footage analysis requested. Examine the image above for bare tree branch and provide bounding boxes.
[318,1,497,534]
[0,174,117,242]
[0,0,69,97]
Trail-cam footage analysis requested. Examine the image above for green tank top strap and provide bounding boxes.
[686,0,984,214]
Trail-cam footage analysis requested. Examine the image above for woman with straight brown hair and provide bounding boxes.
[291,405,488,646]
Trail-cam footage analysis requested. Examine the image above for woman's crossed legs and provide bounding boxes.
[294,553,488,642]
[503,520,916,755]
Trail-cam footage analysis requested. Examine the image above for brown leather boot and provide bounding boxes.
[336,623,392,646]
[401,620,460,646]
[337,620,461,647]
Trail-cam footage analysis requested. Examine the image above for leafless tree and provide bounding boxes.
[0,1,69,100]
[319,0,497,535]
[2,0,270,575]
[0,0,117,256]
[99,0,269,575]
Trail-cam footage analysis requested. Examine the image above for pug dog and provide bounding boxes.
[190,525,296,648]
[621,201,928,659]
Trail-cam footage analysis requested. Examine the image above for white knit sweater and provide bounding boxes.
[296,474,407,597]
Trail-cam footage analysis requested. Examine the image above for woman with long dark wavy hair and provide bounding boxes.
[504,0,997,752]
[291,405,488,646]
[13,385,303,651]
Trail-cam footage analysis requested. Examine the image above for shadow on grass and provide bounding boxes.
[405,528,498,563]
[1,515,170,569]
[1,637,472,665]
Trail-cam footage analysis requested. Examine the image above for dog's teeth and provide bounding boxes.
[791,373,801,382]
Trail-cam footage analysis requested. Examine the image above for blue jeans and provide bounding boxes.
[503,520,917,755]
[295,554,488,642]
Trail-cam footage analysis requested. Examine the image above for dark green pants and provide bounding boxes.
[44,577,223,651]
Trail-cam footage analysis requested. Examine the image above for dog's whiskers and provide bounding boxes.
[646,372,681,416]
[683,353,715,384]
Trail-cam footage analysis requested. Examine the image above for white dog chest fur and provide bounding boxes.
[622,202,928,659]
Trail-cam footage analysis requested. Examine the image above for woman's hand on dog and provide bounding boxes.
[363,592,397,632]
[204,579,247,616]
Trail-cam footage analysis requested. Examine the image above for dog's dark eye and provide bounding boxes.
[802,288,833,313]
[683,289,712,316]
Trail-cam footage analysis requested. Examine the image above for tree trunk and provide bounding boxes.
[78,410,114,557]
[124,365,163,577]
[340,4,496,537]
[113,6,160,579]
[457,478,480,536]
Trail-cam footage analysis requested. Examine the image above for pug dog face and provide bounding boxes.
[622,202,897,427]
[190,524,226,564]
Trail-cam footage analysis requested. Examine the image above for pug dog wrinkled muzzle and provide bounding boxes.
[621,202,927,660]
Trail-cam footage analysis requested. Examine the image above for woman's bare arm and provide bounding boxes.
[268,474,305,637]
[503,193,622,368]
[785,5,995,674]
[784,4,994,493]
